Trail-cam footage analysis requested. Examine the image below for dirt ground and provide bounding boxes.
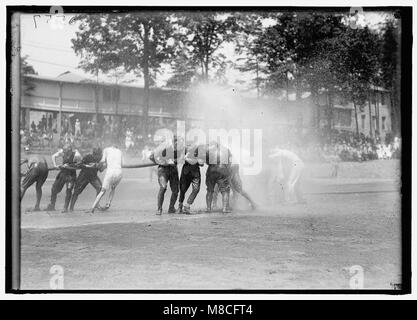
[19,160,402,290]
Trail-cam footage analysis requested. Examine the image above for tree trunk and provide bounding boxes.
[368,92,373,138]
[327,91,333,130]
[374,89,380,137]
[353,101,359,137]
[204,56,209,82]
[285,73,289,102]
[95,69,99,122]
[389,91,400,136]
[255,59,260,99]
[142,23,151,137]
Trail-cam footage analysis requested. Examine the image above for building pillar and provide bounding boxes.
[93,84,98,122]
[24,108,30,130]
[58,82,62,136]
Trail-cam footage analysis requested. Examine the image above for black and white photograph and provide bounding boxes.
[5,4,411,293]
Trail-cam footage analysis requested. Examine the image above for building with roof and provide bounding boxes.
[20,72,393,140]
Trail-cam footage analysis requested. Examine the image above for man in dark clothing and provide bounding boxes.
[149,137,180,215]
[46,145,82,212]
[178,144,204,214]
[69,148,104,211]
[204,143,232,213]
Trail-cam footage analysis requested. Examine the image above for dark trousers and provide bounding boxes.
[21,161,48,209]
[49,170,76,210]
[206,165,230,211]
[179,167,201,206]
[157,165,179,211]
[69,169,102,211]
[212,164,256,209]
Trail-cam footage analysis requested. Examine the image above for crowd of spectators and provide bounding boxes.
[286,129,401,163]
[21,114,167,155]
[21,115,401,164]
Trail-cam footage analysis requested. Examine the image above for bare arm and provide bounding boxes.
[51,150,62,168]
[73,150,83,164]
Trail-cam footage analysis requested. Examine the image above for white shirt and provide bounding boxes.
[102,146,123,169]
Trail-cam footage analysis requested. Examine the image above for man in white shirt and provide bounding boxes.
[91,143,123,213]
[269,147,306,204]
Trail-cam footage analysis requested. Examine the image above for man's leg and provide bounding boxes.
[47,172,65,210]
[294,167,306,204]
[184,173,201,214]
[212,183,219,209]
[231,172,256,210]
[205,170,216,212]
[218,176,231,213]
[20,167,37,201]
[157,168,168,214]
[91,188,106,213]
[34,164,48,211]
[287,162,303,203]
[91,171,110,213]
[69,171,89,211]
[62,174,76,212]
[178,173,191,213]
[90,176,102,195]
[105,186,116,209]
[105,174,121,209]
[168,169,179,213]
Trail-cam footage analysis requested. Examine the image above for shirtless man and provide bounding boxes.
[90,142,123,213]
[179,143,205,214]
[149,137,180,215]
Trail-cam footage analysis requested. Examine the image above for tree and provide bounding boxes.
[335,26,380,136]
[234,13,268,97]
[255,12,346,99]
[71,12,174,134]
[380,18,401,136]
[165,48,198,89]
[170,12,238,84]
[21,55,38,95]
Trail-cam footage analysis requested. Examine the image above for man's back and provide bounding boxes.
[104,147,122,169]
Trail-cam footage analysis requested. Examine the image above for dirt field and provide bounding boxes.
[19,160,402,290]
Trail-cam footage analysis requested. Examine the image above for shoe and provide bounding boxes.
[168,207,176,214]
[205,207,212,213]
[156,209,162,215]
[222,207,232,214]
[46,204,55,211]
[61,209,68,213]
[102,204,111,211]
[183,205,191,215]
[178,203,183,213]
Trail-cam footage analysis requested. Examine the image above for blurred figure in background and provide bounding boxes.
[269,147,306,204]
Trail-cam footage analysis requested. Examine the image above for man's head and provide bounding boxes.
[63,144,73,158]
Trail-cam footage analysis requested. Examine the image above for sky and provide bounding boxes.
[20,11,393,93]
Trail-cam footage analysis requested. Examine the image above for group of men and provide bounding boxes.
[21,139,124,213]
[149,136,258,215]
[20,135,306,215]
